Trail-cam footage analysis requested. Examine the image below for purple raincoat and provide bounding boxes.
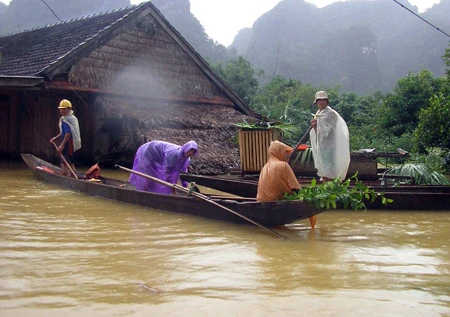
[129,140,198,194]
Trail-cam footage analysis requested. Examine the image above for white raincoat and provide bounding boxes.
[59,110,81,151]
[310,106,350,180]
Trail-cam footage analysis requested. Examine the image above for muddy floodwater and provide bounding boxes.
[1,162,449,316]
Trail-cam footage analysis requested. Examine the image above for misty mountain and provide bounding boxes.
[232,0,450,93]
[1,0,449,94]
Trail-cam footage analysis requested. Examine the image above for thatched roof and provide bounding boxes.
[93,96,256,174]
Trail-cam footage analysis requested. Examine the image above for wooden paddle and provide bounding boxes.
[115,164,288,239]
[51,142,78,179]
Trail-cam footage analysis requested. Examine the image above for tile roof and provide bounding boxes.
[0,5,140,76]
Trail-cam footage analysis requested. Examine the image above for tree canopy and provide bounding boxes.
[216,43,450,173]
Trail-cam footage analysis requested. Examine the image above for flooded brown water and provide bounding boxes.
[1,161,449,316]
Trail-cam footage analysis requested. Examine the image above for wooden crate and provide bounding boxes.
[238,129,283,174]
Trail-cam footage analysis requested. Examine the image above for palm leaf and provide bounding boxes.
[386,163,449,185]
[290,147,313,167]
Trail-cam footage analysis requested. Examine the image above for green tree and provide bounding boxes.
[409,45,450,173]
[415,94,450,152]
[334,92,390,151]
[248,77,336,144]
[415,45,450,152]
[249,77,317,119]
[444,44,450,83]
[379,69,444,136]
[212,57,263,104]
[414,93,450,173]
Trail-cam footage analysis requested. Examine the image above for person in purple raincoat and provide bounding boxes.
[129,140,198,194]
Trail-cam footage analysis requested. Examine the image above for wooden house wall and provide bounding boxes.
[0,90,56,161]
[69,15,224,100]
[19,93,49,159]
[0,91,18,158]
[0,89,94,165]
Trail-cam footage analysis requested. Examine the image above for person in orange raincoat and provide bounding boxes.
[257,140,317,228]
[257,140,300,202]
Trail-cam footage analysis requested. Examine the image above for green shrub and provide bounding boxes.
[283,174,393,210]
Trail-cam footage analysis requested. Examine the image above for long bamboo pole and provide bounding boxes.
[51,142,78,179]
[115,165,288,239]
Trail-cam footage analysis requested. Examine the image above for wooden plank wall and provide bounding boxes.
[239,129,283,174]
[0,92,15,158]
[70,19,221,100]
[0,90,94,165]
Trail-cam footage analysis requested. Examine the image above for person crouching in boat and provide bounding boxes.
[257,141,317,228]
[129,140,198,194]
[257,140,300,202]
[49,99,81,177]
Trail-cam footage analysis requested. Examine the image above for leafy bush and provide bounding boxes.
[283,174,393,210]
[406,149,449,175]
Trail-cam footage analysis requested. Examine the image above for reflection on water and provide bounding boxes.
[1,162,449,316]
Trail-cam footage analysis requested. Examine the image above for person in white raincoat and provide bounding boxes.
[50,99,81,177]
[309,91,350,182]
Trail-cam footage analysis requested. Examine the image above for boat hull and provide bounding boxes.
[21,154,323,227]
[180,174,450,211]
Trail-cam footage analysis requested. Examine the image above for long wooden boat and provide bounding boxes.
[21,154,325,227]
[180,174,450,211]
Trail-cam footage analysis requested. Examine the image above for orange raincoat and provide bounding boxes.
[256,141,300,202]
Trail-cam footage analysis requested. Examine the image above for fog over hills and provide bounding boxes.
[231,0,450,93]
[1,0,449,94]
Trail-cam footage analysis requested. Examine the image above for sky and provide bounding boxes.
[0,0,442,46]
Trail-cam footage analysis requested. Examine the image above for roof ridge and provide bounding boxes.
[0,4,139,38]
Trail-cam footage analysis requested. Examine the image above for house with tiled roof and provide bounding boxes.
[0,1,257,174]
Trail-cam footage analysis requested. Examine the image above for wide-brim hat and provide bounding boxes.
[314,91,329,103]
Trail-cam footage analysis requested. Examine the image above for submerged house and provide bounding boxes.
[0,1,257,174]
